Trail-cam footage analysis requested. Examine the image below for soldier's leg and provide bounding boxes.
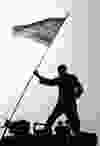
[68,112,80,135]
[46,104,62,127]
[65,103,80,135]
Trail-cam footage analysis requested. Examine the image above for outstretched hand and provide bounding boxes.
[33,69,39,76]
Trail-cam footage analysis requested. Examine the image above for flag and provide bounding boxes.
[12,12,70,47]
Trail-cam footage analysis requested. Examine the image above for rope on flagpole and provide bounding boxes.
[1,10,71,140]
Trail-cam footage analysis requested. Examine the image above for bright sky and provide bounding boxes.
[0,0,95,137]
[0,0,71,122]
[0,0,71,137]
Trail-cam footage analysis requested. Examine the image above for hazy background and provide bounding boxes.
[0,0,94,136]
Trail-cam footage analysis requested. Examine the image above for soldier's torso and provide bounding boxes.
[57,74,75,104]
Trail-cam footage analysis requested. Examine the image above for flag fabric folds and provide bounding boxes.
[12,12,70,47]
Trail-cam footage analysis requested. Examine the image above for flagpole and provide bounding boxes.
[1,11,71,140]
[0,45,50,141]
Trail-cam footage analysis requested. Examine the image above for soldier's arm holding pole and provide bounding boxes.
[33,70,57,86]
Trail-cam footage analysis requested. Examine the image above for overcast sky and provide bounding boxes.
[0,0,96,135]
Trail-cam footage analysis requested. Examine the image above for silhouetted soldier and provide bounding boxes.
[33,64,84,135]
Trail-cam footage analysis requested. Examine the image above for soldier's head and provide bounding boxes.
[58,64,67,75]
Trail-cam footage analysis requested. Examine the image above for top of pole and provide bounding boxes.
[64,9,72,23]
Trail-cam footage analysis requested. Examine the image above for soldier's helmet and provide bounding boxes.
[57,64,67,74]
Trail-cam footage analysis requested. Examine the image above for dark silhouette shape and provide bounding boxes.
[55,121,70,136]
[64,120,71,135]
[33,122,52,136]
[33,64,84,136]
[0,120,98,145]
[4,119,30,136]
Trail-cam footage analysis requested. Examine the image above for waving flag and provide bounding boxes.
[0,11,71,140]
[12,12,70,47]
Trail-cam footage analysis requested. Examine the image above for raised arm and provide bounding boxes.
[33,70,58,86]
